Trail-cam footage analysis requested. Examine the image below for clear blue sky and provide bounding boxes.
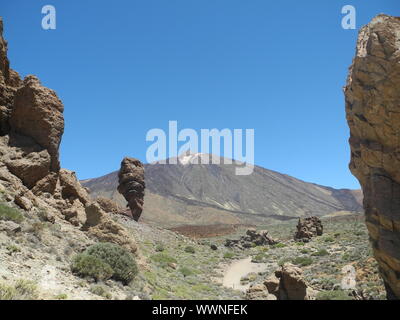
[1,1,398,189]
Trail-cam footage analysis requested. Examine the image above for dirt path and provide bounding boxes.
[222,257,268,292]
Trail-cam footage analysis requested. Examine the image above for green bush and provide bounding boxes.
[251,253,267,263]
[184,246,195,254]
[292,256,313,266]
[316,290,352,300]
[155,243,165,252]
[0,203,24,223]
[150,253,177,266]
[312,249,329,257]
[223,252,235,259]
[272,243,286,249]
[90,284,112,299]
[71,254,113,282]
[179,267,194,277]
[71,242,138,284]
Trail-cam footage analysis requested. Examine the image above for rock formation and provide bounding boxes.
[245,263,316,300]
[117,157,145,221]
[83,202,137,253]
[225,228,278,249]
[344,14,400,299]
[0,17,137,254]
[96,197,124,215]
[294,216,323,242]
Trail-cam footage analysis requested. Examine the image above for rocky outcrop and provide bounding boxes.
[83,202,137,254]
[294,216,323,242]
[96,197,124,215]
[344,14,400,300]
[225,228,278,249]
[117,157,145,221]
[246,263,316,300]
[276,263,316,300]
[10,75,64,171]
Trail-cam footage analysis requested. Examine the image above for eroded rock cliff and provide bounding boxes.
[345,14,400,299]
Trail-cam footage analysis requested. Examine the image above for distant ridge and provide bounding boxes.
[82,153,363,227]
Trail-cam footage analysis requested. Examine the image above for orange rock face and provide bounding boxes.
[345,14,400,299]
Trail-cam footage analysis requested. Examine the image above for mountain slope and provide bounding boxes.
[81,154,363,227]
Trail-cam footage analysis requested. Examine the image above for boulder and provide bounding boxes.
[294,216,323,242]
[245,283,277,300]
[245,263,316,300]
[117,157,145,221]
[344,14,400,299]
[276,263,316,300]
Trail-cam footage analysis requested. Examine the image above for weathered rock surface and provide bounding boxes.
[245,283,277,300]
[96,197,124,215]
[344,14,400,300]
[276,263,316,300]
[225,228,278,249]
[10,75,64,172]
[83,202,137,254]
[245,263,316,300]
[117,157,145,221]
[294,216,323,242]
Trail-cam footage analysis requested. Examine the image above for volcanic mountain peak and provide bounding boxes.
[82,155,363,227]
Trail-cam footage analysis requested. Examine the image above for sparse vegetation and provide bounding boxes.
[223,251,235,259]
[184,246,195,254]
[155,242,165,252]
[312,249,329,257]
[151,253,177,267]
[316,290,352,300]
[90,284,112,299]
[179,267,195,277]
[0,280,38,300]
[6,244,21,255]
[0,203,24,223]
[292,256,313,266]
[272,243,286,249]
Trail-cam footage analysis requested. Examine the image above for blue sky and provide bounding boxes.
[0,1,398,189]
